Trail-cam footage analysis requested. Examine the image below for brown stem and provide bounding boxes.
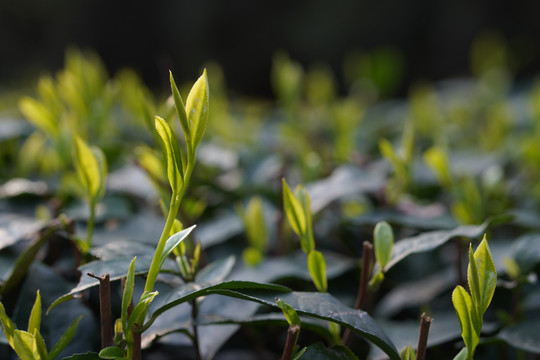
[87,273,113,348]
[281,325,300,360]
[191,300,202,360]
[342,241,373,345]
[416,313,432,360]
[127,294,142,360]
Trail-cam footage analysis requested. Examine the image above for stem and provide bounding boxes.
[87,273,112,348]
[281,325,300,360]
[416,313,432,360]
[144,193,181,293]
[342,241,373,345]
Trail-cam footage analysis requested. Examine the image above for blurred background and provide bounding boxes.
[2,0,540,97]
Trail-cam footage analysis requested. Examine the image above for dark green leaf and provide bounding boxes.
[299,342,360,360]
[61,352,100,360]
[496,320,540,354]
[210,290,399,359]
[376,218,504,273]
[98,346,125,359]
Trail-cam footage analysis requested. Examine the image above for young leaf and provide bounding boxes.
[468,236,497,315]
[277,298,301,327]
[282,179,307,239]
[121,257,136,333]
[399,345,415,360]
[159,225,196,268]
[308,250,328,293]
[32,330,48,360]
[453,347,468,360]
[295,185,315,254]
[185,69,209,151]
[243,196,268,252]
[169,71,190,142]
[48,315,84,360]
[423,146,451,187]
[13,330,40,360]
[19,97,60,138]
[98,346,125,359]
[154,116,183,193]
[0,303,16,348]
[373,221,394,269]
[452,285,478,357]
[127,291,158,331]
[27,290,41,335]
[73,136,102,200]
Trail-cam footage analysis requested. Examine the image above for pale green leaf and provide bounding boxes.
[276,298,301,327]
[399,344,415,360]
[452,347,468,360]
[244,196,268,251]
[154,116,183,193]
[74,136,102,200]
[98,346,125,359]
[128,291,158,330]
[374,221,394,269]
[0,302,16,347]
[295,185,315,254]
[19,97,59,138]
[169,71,190,142]
[159,225,196,269]
[452,286,478,356]
[308,250,327,293]
[468,236,497,315]
[48,315,84,360]
[423,146,451,187]
[13,330,41,360]
[185,69,209,150]
[32,330,48,360]
[27,290,41,334]
[282,179,306,241]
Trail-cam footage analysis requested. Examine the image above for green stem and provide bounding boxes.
[144,156,195,294]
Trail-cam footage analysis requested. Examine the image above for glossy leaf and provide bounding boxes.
[373,221,393,269]
[452,285,478,358]
[282,178,306,240]
[48,315,84,360]
[374,217,505,273]
[186,69,210,150]
[300,342,360,360]
[154,116,183,193]
[276,299,301,327]
[27,290,41,334]
[468,236,497,315]
[159,225,196,268]
[169,71,190,142]
[212,290,399,359]
[307,250,327,293]
[496,320,540,354]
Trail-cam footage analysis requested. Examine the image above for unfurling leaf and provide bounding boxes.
[27,291,41,335]
[276,298,301,327]
[452,285,478,358]
[308,250,327,293]
[282,179,307,240]
[186,69,210,151]
[154,116,183,193]
[468,235,497,316]
[373,221,393,269]
[74,136,107,201]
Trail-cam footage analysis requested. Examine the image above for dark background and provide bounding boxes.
[1,0,539,97]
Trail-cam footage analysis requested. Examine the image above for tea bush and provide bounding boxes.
[0,46,539,359]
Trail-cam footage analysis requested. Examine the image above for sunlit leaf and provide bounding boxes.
[27,290,41,334]
[169,71,190,142]
[373,221,393,269]
[307,250,327,293]
[185,69,209,150]
[160,225,196,268]
[282,179,306,241]
[468,236,497,315]
[154,116,183,193]
[276,298,301,327]
[452,286,478,357]
[121,257,136,333]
